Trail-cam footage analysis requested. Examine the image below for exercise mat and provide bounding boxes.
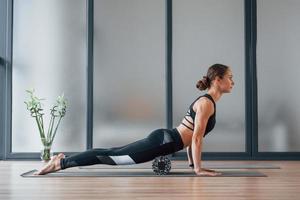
[78,163,280,169]
[21,169,267,177]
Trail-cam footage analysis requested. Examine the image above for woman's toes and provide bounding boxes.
[58,153,65,159]
[33,171,39,175]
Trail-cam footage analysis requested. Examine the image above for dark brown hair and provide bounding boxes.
[196,64,230,91]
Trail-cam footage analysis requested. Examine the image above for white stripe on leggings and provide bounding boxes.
[109,155,136,165]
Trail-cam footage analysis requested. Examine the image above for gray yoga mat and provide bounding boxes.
[21,169,267,177]
[78,163,280,169]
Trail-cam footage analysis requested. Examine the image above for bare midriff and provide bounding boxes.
[175,102,199,148]
[175,125,193,148]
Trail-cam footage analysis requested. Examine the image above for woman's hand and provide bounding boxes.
[194,168,222,176]
[189,163,217,173]
[201,168,217,173]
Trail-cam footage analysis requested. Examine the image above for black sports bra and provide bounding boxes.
[180,94,216,137]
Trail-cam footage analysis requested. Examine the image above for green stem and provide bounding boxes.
[39,115,46,143]
[47,115,55,144]
[38,115,45,138]
[40,114,44,132]
[51,116,62,144]
[35,115,45,145]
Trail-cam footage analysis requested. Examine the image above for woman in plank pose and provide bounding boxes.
[35,63,234,176]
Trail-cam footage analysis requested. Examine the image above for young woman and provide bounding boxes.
[35,63,234,176]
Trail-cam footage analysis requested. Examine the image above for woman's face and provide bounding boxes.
[217,68,234,93]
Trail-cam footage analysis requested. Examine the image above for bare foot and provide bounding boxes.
[34,153,65,175]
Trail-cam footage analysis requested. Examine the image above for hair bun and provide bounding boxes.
[196,76,210,91]
[203,76,209,82]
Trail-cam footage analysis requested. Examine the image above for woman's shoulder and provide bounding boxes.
[193,96,215,115]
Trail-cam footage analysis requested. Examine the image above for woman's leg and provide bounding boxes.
[35,128,184,175]
[60,129,172,169]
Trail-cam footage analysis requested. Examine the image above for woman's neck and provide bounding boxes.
[207,88,222,103]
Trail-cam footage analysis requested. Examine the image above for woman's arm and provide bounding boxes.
[187,145,216,171]
[192,99,220,176]
[187,145,194,167]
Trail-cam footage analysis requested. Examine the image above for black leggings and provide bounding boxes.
[60,128,184,169]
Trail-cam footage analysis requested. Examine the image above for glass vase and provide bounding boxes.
[41,143,53,162]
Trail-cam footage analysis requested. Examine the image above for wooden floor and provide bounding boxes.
[0,160,300,200]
